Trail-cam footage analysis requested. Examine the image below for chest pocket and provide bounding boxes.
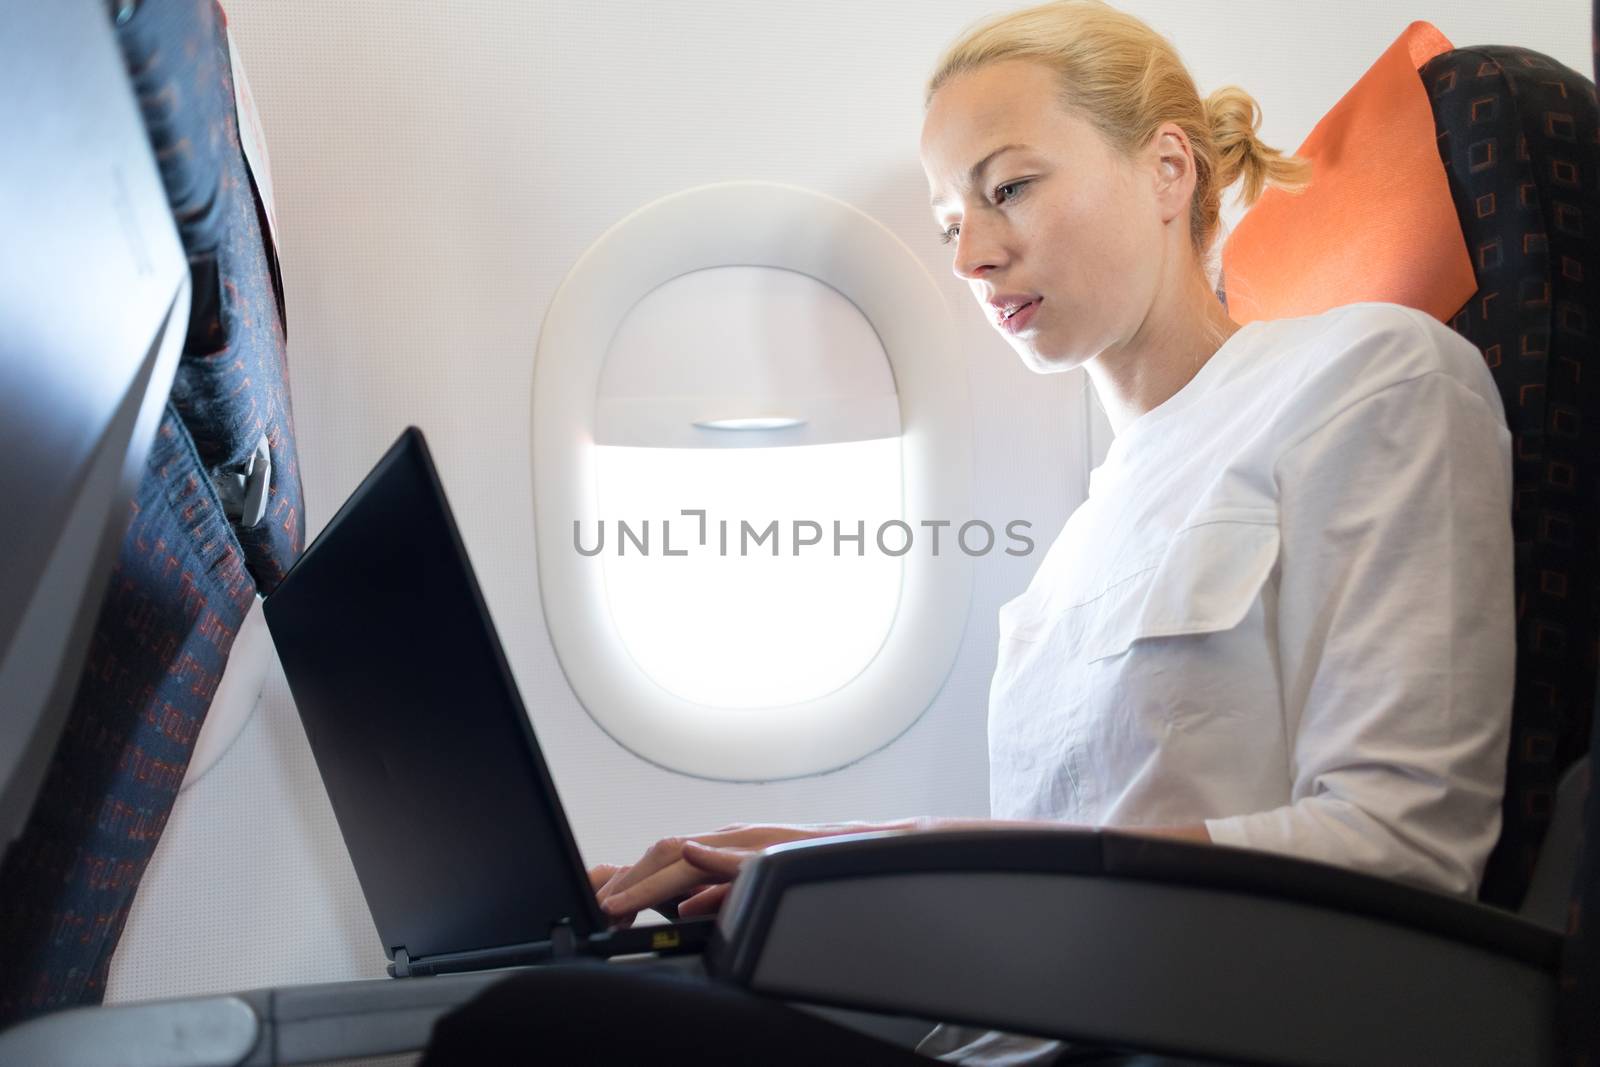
[1081,513,1280,663]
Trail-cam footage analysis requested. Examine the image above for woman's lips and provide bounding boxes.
[999,298,1040,335]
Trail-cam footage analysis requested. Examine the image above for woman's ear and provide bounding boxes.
[1150,122,1196,225]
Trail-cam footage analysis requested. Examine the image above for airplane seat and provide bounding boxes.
[1219,25,1600,1058]
[1223,21,1600,916]
[1420,39,1600,916]
[0,0,303,1029]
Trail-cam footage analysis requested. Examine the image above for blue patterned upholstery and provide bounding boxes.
[1422,45,1600,912]
[163,4,303,593]
[1419,38,1600,1064]
[0,410,255,1019]
[0,0,301,1023]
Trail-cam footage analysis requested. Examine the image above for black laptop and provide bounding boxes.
[264,427,712,977]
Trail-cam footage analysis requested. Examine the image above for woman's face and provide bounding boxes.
[921,59,1175,374]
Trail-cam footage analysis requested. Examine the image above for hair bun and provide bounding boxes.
[1204,86,1311,208]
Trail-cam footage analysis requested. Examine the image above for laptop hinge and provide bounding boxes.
[385,924,584,978]
[549,920,578,959]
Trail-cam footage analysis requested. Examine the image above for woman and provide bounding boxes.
[593,0,1512,920]
[431,2,1515,1062]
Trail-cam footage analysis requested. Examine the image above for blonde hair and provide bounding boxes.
[926,0,1310,259]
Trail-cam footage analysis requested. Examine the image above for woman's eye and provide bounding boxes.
[994,180,1027,204]
[938,224,960,245]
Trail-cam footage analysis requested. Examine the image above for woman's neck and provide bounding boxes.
[1084,271,1242,435]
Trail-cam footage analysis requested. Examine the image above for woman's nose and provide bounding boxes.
[951,223,1003,280]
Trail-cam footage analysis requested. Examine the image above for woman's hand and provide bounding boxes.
[584,817,1127,927]
[589,822,883,927]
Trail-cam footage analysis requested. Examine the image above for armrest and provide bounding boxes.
[708,829,1561,1067]
[0,967,578,1066]
[0,955,709,1066]
[0,996,259,1067]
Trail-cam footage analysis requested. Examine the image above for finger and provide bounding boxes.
[591,866,639,928]
[599,859,709,918]
[600,862,699,917]
[597,837,688,902]
[682,841,746,878]
[588,864,625,893]
[605,905,640,930]
[597,867,632,902]
[677,882,732,919]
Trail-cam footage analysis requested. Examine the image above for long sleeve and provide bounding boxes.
[1203,360,1515,897]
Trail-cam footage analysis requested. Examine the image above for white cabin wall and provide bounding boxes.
[108,0,1591,1001]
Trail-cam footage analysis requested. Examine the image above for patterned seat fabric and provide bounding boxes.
[0,411,256,1020]
[0,0,302,1023]
[1422,45,1600,912]
[162,3,303,593]
[118,0,302,593]
[1421,39,1600,1064]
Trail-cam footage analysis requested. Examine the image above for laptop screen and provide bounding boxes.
[264,428,604,964]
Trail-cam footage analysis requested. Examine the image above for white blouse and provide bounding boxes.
[921,301,1516,1065]
[991,300,1515,895]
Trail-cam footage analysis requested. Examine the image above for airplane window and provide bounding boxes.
[594,266,902,709]
[597,440,902,708]
[532,182,971,779]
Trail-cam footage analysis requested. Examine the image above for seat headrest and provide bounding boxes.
[1220,22,1478,325]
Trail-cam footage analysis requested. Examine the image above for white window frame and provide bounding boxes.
[531,181,973,780]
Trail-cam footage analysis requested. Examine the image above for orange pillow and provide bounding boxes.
[1220,22,1477,325]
